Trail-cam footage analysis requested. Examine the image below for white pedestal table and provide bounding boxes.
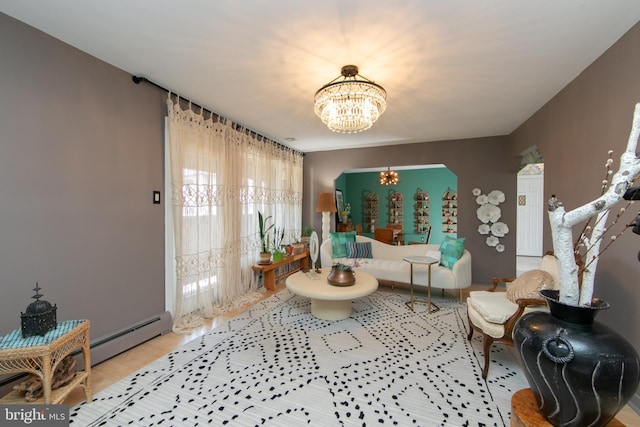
[286,269,378,320]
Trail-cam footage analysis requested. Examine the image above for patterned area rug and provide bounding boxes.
[71,290,527,426]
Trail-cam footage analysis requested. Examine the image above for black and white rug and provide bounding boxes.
[71,290,527,426]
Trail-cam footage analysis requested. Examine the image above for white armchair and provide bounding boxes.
[466,254,560,379]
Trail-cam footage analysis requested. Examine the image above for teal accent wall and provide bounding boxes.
[339,167,457,244]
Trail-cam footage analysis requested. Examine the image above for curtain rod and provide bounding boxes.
[132,76,303,156]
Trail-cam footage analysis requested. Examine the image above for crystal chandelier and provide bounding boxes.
[314,65,387,133]
[380,167,399,185]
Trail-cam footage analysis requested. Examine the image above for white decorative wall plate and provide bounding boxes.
[473,188,509,252]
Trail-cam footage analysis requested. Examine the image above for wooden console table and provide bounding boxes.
[252,250,309,291]
[337,223,354,232]
[0,319,92,404]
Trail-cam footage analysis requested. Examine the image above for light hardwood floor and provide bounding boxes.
[65,282,640,425]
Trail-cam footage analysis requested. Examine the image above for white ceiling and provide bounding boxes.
[2,1,640,153]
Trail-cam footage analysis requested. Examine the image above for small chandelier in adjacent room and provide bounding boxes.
[314,65,387,133]
[380,167,399,185]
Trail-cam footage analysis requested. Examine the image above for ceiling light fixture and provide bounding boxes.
[380,167,399,186]
[314,65,387,134]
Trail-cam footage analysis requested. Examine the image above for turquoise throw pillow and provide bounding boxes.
[330,231,357,258]
[439,236,466,269]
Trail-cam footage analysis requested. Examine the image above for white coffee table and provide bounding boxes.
[286,269,378,320]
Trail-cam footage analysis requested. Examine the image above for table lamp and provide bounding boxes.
[316,192,337,242]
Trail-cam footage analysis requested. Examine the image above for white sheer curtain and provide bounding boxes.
[166,97,303,333]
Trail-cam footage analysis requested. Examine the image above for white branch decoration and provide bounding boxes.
[549,103,640,306]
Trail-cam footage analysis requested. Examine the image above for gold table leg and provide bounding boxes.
[427,263,439,314]
[406,263,415,311]
[405,261,439,313]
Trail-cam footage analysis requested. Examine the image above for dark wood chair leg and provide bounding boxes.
[482,334,494,379]
[467,314,474,341]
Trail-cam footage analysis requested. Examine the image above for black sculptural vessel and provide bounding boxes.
[513,289,640,427]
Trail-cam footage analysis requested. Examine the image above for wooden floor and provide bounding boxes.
[65,282,640,425]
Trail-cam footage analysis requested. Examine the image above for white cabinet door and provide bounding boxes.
[517,174,544,256]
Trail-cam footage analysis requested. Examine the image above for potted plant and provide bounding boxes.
[327,263,356,287]
[291,240,306,255]
[301,226,314,246]
[341,202,351,224]
[258,211,274,264]
[513,104,640,427]
[271,226,286,261]
[272,246,286,261]
[285,245,294,256]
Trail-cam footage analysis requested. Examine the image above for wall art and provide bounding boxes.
[472,187,509,252]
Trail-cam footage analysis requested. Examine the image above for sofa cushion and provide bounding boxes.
[346,241,373,258]
[352,259,409,282]
[426,250,441,262]
[506,269,554,303]
[330,231,357,258]
[439,236,466,269]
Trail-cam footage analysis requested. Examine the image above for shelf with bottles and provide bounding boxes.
[364,192,379,233]
[442,215,458,233]
[389,191,403,225]
[414,189,430,234]
[443,223,458,234]
[442,189,458,234]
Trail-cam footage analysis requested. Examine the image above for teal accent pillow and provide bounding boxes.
[439,236,466,269]
[330,231,357,258]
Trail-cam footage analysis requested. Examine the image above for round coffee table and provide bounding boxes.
[286,269,378,320]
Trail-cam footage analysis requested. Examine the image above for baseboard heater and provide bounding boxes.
[0,311,172,396]
[88,311,173,367]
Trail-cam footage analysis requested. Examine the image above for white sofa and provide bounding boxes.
[320,235,472,300]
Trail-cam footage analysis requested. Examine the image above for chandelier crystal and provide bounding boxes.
[314,65,387,133]
[380,167,399,185]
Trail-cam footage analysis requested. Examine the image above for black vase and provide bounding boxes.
[513,289,640,427]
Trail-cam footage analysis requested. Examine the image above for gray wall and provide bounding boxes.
[0,14,166,340]
[509,22,640,359]
[303,136,517,283]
